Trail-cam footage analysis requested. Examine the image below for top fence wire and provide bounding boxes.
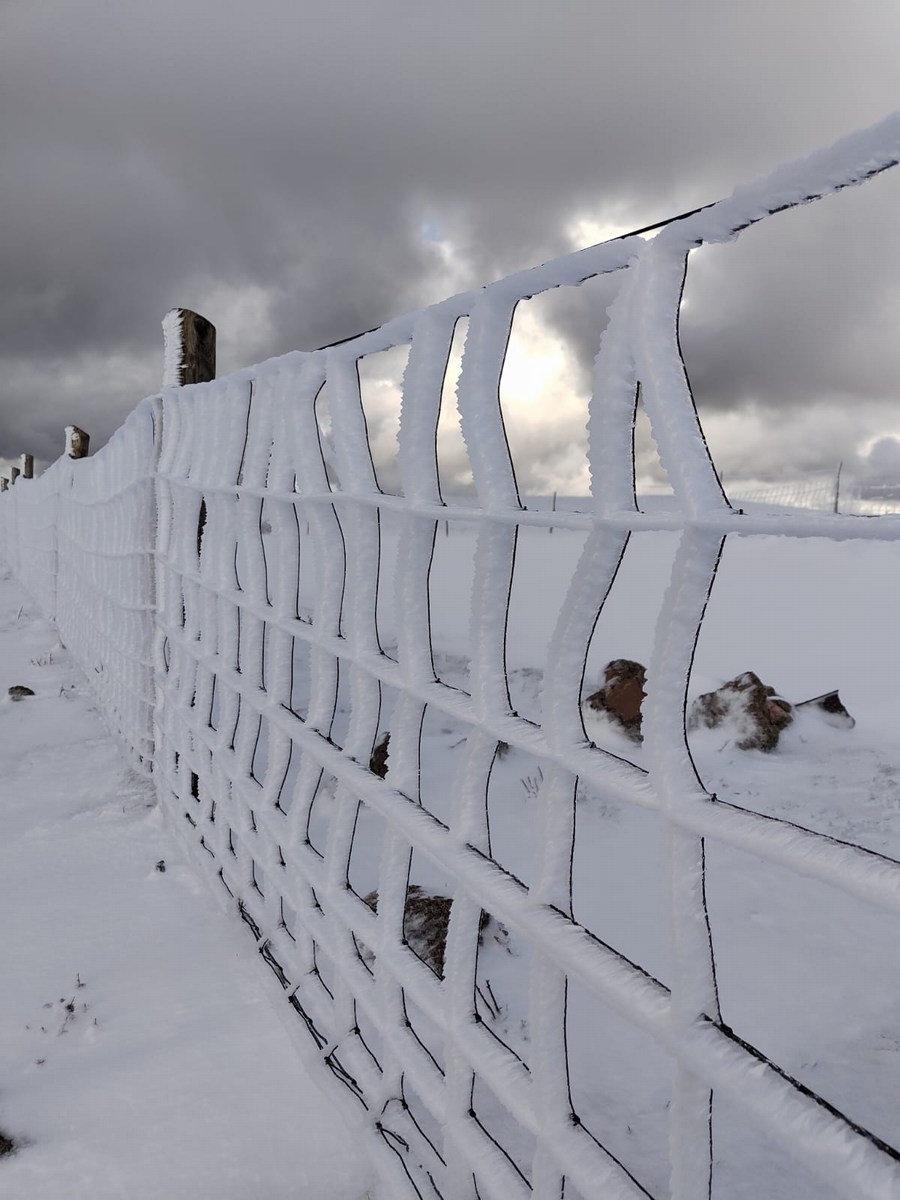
[3,112,900,1200]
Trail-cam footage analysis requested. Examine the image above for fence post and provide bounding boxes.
[9,467,20,485]
[66,427,90,459]
[20,454,33,479]
[0,478,8,492]
[151,308,216,772]
[162,308,216,387]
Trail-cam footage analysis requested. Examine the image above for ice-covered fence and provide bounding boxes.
[728,475,841,511]
[5,110,900,1200]
[0,401,159,768]
[151,112,900,1200]
[728,474,900,514]
[0,458,59,616]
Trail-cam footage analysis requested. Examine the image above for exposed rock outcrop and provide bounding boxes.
[369,732,390,779]
[584,659,647,742]
[688,671,793,752]
[585,660,855,754]
[363,885,495,978]
[795,690,855,729]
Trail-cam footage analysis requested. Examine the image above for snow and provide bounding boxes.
[660,109,900,250]
[0,571,372,1200]
[161,309,184,390]
[370,518,900,1197]
[5,511,899,1197]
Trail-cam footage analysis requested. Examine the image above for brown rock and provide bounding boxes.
[369,732,390,779]
[399,887,454,976]
[688,671,793,752]
[585,659,647,741]
[795,690,855,730]
[362,885,493,978]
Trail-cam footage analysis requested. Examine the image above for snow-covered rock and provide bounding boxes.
[688,670,793,751]
[584,658,647,742]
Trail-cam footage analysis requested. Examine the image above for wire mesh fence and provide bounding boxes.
[727,474,900,514]
[3,113,900,1199]
[0,401,159,769]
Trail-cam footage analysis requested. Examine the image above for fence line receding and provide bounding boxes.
[3,111,900,1200]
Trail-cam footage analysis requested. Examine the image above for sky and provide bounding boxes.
[3,0,900,492]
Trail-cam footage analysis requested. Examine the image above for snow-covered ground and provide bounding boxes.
[0,570,372,1200]
[327,514,900,1198]
[2,513,899,1198]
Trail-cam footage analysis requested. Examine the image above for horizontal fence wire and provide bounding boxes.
[3,110,900,1200]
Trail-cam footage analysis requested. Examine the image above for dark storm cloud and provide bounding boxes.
[550,169,900,417]
[2,0,900,474]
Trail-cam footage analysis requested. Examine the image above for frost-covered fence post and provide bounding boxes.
[157,308,216,659]
[8,467,19,485]
[161,309,216,387]
[66,426,90,459]
[20,454,33,480]
[150,306,214,780]
[0,478,8,492]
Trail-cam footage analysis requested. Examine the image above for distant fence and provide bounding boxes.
[3,113,900,1200]
[728,473,900,515]
[0,404,159,768]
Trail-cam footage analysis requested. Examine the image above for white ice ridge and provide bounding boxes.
[2,109,900,1199]
[162,307,185,389]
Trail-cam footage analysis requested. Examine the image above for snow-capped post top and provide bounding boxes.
[19,453,33,479]
[162,308,216,387]
[65,426,90,459]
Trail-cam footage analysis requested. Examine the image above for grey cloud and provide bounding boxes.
[862,436,900,477]
[542,175,900,480]
[3,0,900,480]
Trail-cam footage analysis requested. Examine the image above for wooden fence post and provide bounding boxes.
[0,478,8,492]
[9,467,20,485]
[162,309,216,387]
[66,427,90,459]
[160,309,215,572]
[20,454,33,479]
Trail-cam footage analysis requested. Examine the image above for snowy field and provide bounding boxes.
[299,511,899,1200]
[0,570,372,1200]
[3,510,896,1197]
